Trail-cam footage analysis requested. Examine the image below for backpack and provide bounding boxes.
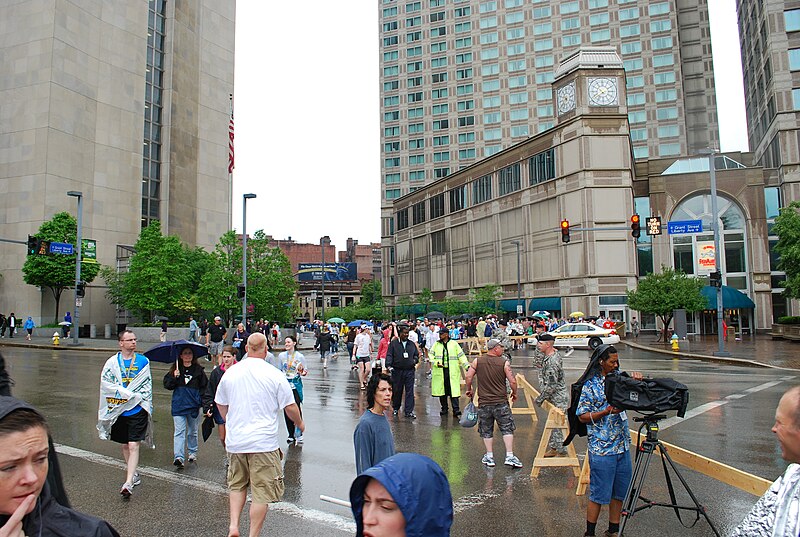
[484,324,493,337]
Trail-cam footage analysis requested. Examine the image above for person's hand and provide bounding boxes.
[205,409,212,417]
[465,389,473,399]
[0,494,35,537]
[510,391,518,402]
[173,368,180,378]
[630,371,644,380]
[607,405,623,415]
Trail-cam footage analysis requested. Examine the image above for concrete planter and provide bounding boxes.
[772,324,785,336]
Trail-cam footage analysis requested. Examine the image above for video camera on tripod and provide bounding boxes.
[604,371,689,417]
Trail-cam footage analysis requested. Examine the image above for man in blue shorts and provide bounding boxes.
[576,346,642,537]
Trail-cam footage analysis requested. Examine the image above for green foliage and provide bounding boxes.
[395,296,413,317]
[777,316,800,325]
[773,201,800,300]
[418,288,434,313]
[470,284,503,315]
[245,230,297,324]
[627,266,706,340]
[22,212,101,324]
[324,280,386,322]
[441,296,469,317]
[360,280,383,304]
[195,231,242,326]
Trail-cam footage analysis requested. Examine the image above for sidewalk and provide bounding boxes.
[624,333,800,371]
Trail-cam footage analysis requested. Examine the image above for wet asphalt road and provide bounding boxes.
[1,340,797,537]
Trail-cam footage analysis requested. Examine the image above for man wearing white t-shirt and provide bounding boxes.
[215,332,304,537]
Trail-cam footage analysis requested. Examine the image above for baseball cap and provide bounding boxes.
[486,339,502,349]
[214,316,222,321]
[538,333,555,342]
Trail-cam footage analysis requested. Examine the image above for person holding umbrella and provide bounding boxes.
[163,345,208,469]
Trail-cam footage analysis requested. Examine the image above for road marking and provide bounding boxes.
[744,380,784,393]
[54,444,355,534]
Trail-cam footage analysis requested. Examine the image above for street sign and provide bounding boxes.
[82,239,97,262]
[75,298,82,307]
[646,216,662,236]
[667,219,703,235]
[49,242,74,255]
[516,304,523,315]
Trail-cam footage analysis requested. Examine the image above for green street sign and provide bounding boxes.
[82,239,97,263]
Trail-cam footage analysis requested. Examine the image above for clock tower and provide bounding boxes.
[552,47,626,124]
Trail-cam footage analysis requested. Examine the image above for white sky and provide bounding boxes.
[231,0,747,251]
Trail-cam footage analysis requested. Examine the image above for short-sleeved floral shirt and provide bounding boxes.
[577,374,630,455]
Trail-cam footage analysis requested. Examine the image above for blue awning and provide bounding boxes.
[701,285,756,310]
[528,297,562,312]
[499,299,526,312]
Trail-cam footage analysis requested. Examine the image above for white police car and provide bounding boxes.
[548,323,620,350]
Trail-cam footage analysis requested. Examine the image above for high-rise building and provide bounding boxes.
[378,0,720,227]
[0,1,235,325]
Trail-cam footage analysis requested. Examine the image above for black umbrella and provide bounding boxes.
[426,311,445,320]
[144,340,209,363]
[202,415,215,442]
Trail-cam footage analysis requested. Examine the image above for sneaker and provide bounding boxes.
[188,454,197,463]
[120,482,133,498]
[481,454,496,467]
[132,472,141,487]
[453,411,462,418]
[603,532,618,537]
[295,435,304,445]
[440,409,449,416]
[173,457,184,469]
[504,454,523,468]
[287,437,295,444]
[405,413,417,419]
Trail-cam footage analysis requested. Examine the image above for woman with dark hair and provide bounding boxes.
[277,335,307,444]
[203,345,236,464]
[0,396,120,536]
[164,346,208,469]
[353,372,395,475]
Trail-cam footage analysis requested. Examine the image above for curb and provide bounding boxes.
[0,341,113,352]
[624,340,800,371]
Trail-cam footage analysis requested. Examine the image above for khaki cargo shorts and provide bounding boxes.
[227,449,284,504]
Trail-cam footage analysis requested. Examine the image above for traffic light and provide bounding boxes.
[237,284,246,299]
[27,235,37,256]
[560,219,570,243]
[631,214,641,239]
[76,282,86,298]
[709,271,722,288]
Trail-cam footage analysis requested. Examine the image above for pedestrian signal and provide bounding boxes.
[237,284,246,299]
[631,214,641,239]
[560,219,570,243]
[37,240,50,256]
[76,282,86,298]
[646,216,662,236]
[27,235,38,256]
[709,271,722,288]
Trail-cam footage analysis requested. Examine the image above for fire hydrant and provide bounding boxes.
[670,334,679,351]
[52,332,60,346]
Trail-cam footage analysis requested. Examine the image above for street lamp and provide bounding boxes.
[67,191,82,345]
[242,194,256,326]
[321,236,330,321]
[510,240,522,317]
[700,149,729,357]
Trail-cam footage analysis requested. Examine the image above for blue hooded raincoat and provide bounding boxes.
[349,453,453,537]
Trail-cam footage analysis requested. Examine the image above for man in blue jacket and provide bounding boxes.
[386,324,420,419]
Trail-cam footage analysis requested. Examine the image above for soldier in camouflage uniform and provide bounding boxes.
[533,333,568,456]
[492,319,515,362]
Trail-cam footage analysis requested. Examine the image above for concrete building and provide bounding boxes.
[383,49,778,334]
[0,1,235,326]
[378,0,719,232]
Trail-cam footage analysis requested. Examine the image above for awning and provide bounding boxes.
[499,299,526,312]
[528,297,562,312]
[701,285,756,310]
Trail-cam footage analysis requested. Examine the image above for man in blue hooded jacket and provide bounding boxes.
[350,453,453,537]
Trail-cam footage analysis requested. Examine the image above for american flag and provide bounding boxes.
[228,113,235,174]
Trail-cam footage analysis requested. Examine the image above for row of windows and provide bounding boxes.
[392,148,556,228]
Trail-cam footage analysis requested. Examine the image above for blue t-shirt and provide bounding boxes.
[118,353,149,417]
[576,374,630,455]
[354,410,395,475]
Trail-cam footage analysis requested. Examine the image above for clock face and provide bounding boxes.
[557,82,576,115]
[588,77,619,106]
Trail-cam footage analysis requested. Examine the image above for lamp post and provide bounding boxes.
[510,240,522,317]
[701,150,729,357]
[67,191,82,345]
[320,236,330,322]
[242,194,256,326]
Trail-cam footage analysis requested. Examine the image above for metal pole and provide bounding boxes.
[511,240,522,317]
[242,194,256,326]
[321,237,326,322]
[67,191,82,345]
[708,152,729,357]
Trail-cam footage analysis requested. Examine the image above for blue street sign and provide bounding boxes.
[49,242,74,255]
[667,219,703,235]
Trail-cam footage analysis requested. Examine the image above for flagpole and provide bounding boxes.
[228,93,234,231]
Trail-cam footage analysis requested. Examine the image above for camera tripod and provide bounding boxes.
[619,415,720,537]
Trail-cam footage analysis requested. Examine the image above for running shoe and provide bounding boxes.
[120,482,133,498]
[504,455,523,468]
[287,437,295,444]
[188,454,197,463]
[481,454,496,467]
[295,435,304,445]
[132,472,141,487]
[173,457,184,469]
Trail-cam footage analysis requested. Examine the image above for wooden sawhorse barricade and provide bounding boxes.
[514,374,581,478]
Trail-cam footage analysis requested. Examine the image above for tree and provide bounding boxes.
[120,221,192,321]
[360,279,383,304]
[22,212,100,324]
[441,296,468,317]
[246,230,297,323]
[626,266,707,342]
[470,284,502,316]
[196,231,241,326]
[396,296,413,317]
[773,201,800,299]
[418,287,434,313]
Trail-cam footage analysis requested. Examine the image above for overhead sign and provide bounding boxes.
[646,216,662,236]
[82,239,97,262]
[696,241,716,274]
[49,242,74,255]
[667,219,703,235]
[298,262,357,282]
